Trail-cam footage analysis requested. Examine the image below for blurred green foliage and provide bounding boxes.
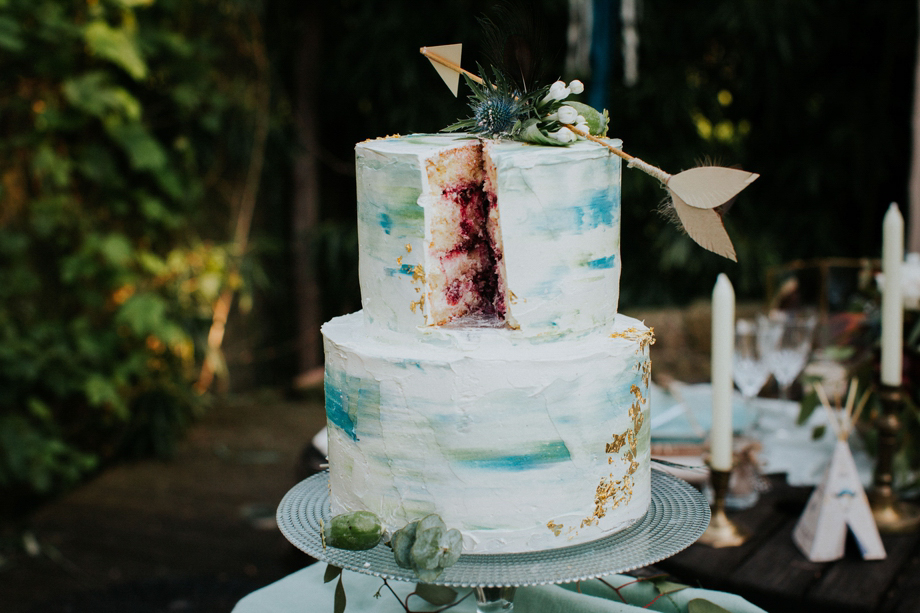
[0,0,270,509]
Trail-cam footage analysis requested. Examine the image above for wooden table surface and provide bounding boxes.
[654,475,920,613]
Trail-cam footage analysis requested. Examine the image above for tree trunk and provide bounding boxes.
[292,10,323,376]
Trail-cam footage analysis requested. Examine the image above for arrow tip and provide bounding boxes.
[421,43,463,97]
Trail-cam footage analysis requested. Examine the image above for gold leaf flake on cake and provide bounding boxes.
[547,520,563,536]
[592,372,647,527]
[409,294,426,313]
[407,264,427,314]
[633,407,645,435]
[640,359,652,388]
[610,326,656,354]
[605,432,628,454]
[581,474,633,528]
[405,243,412,253]
[629,388,645,434]
[358,134,401,144]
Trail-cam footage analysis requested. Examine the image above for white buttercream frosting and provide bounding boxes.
[325,132,647,555]
[323,312,651,553]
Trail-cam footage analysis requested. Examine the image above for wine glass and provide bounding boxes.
[759,311,817,400]
[733,318,771,432]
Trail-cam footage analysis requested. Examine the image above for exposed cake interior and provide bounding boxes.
[425,142,512,327]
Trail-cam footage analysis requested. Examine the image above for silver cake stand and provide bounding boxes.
[277,470,709,612]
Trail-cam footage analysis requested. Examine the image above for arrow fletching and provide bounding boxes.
[666,166,759,210]
[666,190,737,262]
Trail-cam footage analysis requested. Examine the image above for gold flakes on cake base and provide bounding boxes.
[605,432,628,454]
[579,371,648,530]
[581,474,634,528]
[547,520,563,536]
[545,330,653,539]
[610,326,656,353]
[639,358,652,388]
[629,385,645,434]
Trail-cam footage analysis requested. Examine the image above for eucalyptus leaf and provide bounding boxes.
[416,514,446,533]
[649,576,689,595]
[440,529,463,567]
[565,101,609,136]
[324,564,342,583]
[414,583,458,606]
[391,520,418,568]
[516,119,567,147]
[334,575,347,613]
[687,598,733,613]
[411,525,445,570]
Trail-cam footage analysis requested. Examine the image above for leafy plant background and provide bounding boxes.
[1,0,917,510]
[0,0,284,513]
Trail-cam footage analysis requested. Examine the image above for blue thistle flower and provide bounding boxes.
[473,93,522,136]
[443,63,551,140]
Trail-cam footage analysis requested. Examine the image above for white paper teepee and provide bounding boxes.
[792,382,885,562]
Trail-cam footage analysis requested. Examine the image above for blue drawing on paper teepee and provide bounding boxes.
[792,381,885,562]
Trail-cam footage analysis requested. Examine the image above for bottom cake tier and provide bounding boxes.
[321,312,654,554]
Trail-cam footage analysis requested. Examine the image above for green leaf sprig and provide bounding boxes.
[444,64,608,146]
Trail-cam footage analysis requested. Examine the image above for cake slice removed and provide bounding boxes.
[424,141,512,328]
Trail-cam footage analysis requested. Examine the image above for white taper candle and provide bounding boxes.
[881,203,904,386]
[711,273,735,471]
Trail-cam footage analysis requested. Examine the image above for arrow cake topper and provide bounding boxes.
[422,44,467,97]
[421,45,759,262]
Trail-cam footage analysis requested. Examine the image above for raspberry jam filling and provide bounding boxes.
[439,180,504,318]
[424,141,509,329]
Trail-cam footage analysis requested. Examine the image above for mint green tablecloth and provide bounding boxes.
[232,563,768,613]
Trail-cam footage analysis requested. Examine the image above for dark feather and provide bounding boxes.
[477,1,552,93]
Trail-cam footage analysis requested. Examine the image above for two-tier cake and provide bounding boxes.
[321,133,654,554]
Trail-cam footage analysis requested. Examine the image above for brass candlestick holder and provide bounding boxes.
[698,467,751,548]
[868,384,920,533]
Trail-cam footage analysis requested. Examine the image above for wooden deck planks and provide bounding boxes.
[806,531,920,612]
[659,474,920,613]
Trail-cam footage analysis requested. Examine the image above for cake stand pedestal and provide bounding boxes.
[277,470,709,612]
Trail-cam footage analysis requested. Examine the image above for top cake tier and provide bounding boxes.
[356,133,622,337]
